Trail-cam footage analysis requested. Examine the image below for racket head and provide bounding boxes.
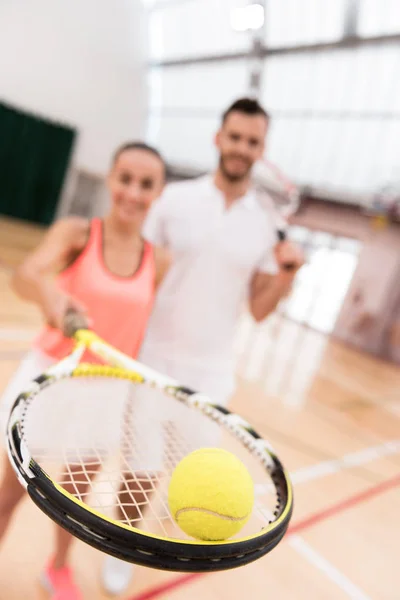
[7,340,293,572]
[252,158,301,223]
[252,158,301,272]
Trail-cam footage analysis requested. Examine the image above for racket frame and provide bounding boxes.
[7,329,293,572]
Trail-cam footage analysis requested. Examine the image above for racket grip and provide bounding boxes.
[63,308,90,337]
[277,229,297,272]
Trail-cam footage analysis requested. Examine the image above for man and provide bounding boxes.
[102,97,304,594]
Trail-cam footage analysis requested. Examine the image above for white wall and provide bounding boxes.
[0,0,149,175]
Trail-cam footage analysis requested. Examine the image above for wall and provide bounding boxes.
[291,199,371,240]
[0,0,148,176]
[292,198,400,364]
[333,224,400,364]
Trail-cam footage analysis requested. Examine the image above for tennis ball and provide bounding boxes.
[168,448,254,541]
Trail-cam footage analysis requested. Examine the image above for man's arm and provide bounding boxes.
[249,240,304,322]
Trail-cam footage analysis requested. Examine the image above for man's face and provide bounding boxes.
[215,111,268,182]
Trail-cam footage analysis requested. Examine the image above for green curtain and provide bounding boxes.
[0,101,77,225]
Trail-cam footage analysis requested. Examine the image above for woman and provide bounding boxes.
[0,141,169,600]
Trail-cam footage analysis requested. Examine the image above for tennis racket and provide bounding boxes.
[6,309,293,573]
[253,158,301,271]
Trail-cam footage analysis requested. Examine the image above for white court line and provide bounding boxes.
[290,536,372,600]
[321,368,400,404]
[291,440,400,485]
[257,506,372,600]
[388,403,400,417]
[255,439,400,496]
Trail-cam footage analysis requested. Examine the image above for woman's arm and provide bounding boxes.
[11,217,90,330]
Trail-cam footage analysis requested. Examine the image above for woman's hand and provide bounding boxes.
[42,289,88,332]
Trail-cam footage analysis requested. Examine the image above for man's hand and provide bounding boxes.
[274,239,304,275]
[249,240,304,322]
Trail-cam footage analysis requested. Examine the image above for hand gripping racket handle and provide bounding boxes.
[277,230,297,272]
[63,308,90,338]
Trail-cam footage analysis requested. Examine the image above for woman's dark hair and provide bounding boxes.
[112,142,166,177]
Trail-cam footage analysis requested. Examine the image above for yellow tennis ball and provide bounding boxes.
[168,448,254,541]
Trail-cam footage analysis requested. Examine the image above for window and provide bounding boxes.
[265,0,348,47]
[261,46,400,195]
[149,0,251,62]
[281,227,361,333]
[358,0,400,36]
[147,60,249,166]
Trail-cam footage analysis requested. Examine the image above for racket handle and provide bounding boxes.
[63,308,90,337]
[277,229,297,272]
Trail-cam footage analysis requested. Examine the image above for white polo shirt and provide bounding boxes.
[140,175,278,401]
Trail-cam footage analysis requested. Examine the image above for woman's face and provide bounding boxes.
[108,148,165,228]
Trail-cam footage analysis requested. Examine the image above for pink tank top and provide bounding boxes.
[34,218,156,362]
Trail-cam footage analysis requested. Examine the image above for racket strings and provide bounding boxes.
[22,375,280,539]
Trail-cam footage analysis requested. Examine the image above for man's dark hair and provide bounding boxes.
[222,97,270,124]
[112,141,166,175]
